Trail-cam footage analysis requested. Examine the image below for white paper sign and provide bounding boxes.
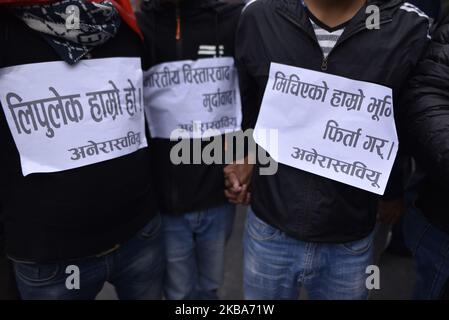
[0,57,147,176]
[143,57,242,139]
[254,63,398,195]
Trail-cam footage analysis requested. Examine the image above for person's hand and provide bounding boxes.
[378,197,405,225]
[224,159,254,205]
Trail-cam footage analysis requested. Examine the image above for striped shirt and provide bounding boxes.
[309,18,345,58]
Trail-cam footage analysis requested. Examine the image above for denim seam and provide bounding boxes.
[429,255,448,299]
[104,255,112,283]
[302,243,315,282]
[412,223,432,256]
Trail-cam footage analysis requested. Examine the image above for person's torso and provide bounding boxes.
[137,1,244,215]
[240,0,430,242]
[0,9,157,262]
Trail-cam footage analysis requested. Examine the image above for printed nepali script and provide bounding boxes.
[291,147,382,189]
[143,57,242,139]
[0,57,147,176]
[254,63,398,195]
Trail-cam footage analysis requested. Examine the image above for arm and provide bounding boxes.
[224,6,263,204]
[400,16,449,186]
[379,12,432,223]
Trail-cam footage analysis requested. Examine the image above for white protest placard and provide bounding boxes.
[143,57,242,139]
[0,57,147,176]
[254,63,398,195]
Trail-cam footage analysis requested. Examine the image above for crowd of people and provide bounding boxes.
[1,0,449,300]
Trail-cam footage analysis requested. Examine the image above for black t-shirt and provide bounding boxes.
[0,10,158,263]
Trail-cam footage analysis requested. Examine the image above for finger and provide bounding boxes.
[228,172,242,192]
[236,185,248,203]
[224,175,240,190]
[224,189,239,201]
[225,182,242,194]
[223,164,232,175]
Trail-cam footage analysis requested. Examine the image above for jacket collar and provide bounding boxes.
[276,0,403,34]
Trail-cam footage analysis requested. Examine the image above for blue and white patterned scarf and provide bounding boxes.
[15,0,121,64]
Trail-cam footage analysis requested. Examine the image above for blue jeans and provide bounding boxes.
[404,206,449,299]
[12,214,165,300]
[243,209,374,300]
[162,203,235,300]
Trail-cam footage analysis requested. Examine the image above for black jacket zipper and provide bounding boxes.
[172,4,183,213]
[175,5,183,59]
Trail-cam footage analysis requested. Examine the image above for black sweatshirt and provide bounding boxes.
[137,0,244,215]
[0,10,158,263]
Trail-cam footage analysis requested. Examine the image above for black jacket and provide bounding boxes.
[236,0,431,242]
[408,0,441,20]
[0,10,158,262]
[402,13,449,235]
[137,0,244,215]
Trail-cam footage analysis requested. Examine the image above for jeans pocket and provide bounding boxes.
[139,214,162,240]
[340,233,374,256]
[246,211,280,242]
[14,261,61,285]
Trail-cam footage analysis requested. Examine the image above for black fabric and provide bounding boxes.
[402,13,449,235]
[440,277,449,300]
[0,216,19,300]
[136,0,244,215]
[236,0,431,243]
[305,7,351,33]
[0,9,158,263]
[409,0,442,20]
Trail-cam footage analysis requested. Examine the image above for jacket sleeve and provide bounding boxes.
[0,11,6,240]
[235,3,266,131]
[384,12,432,199]
[400,17,449,185]
[135,11,154,71]
[236,56,260,132]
